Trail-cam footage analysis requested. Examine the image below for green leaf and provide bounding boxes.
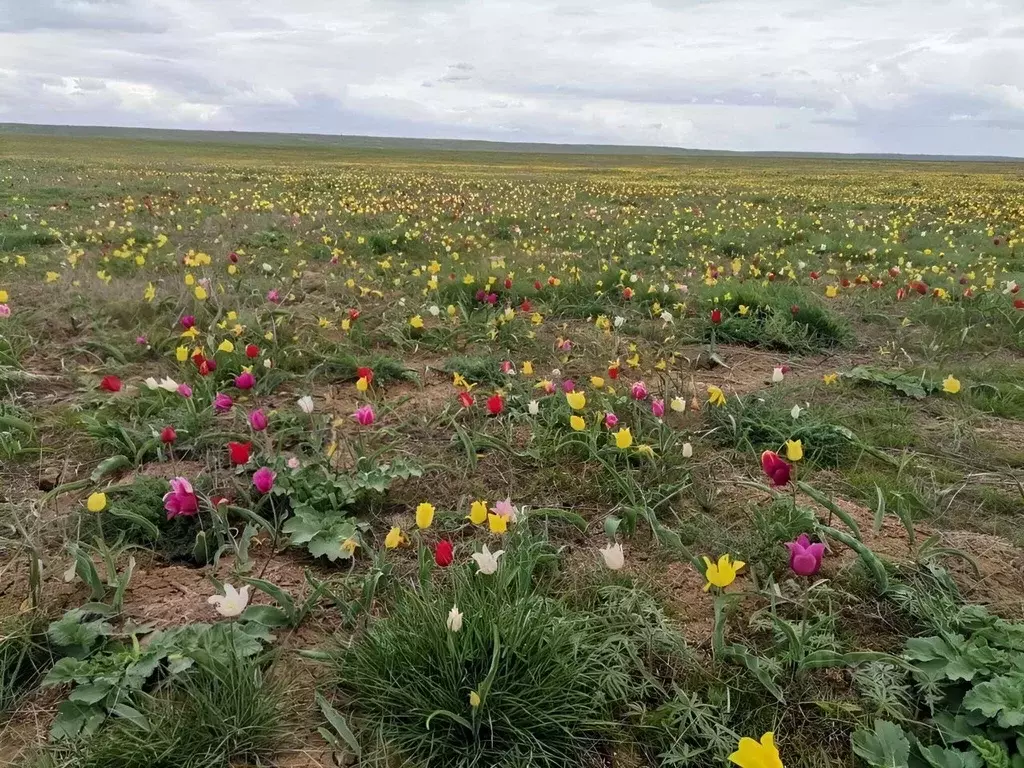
[90,454,132,482]
[963,673,1024,728]
[316,692,361,757]
[110,703,150,731]
[108,507,160,540]
[68,681,113,704]
[851,719,911,768]
[240,604,291,628]
[967,737,1011,768]
[799,482,861,539]
[51,700,94,741]
[823,526,889,593]
[243,577,297,619]
[918,744,983,768]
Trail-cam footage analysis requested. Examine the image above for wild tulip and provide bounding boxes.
[729,732,783,768]
[177,383,192,398]
[447,605,464,632]
[227,441,251,465]
[160,426,177,444]
[469,500,489,525]
[491,498,518,522]
[486,393,504,415]
[416,502,435,529]
[357,366,374,385]
[235,371,255,390]
[711,308,722,325]
[164,477,199,519]
[245,344,260,358]
[600,542,625,570]
[213,393,233,412]
[702,554,745,591]
[761,450,792,487]
[651,399,665,418]
[249,409,268,431]
[472,545,505,575]
[488,512,508,533]
[562,379,576,393]
[786,534,826,577]
[99,375,122,392]
[86,492,107,513]
[435,540,454,567]
[604,412,619,428]
[630,381,648,400]
[458,391,475,408]
[384,526,402,549]
[207,584,250,618]
[180,315,196,329]
[354,404,376,426]
[252,467,276,494]
[297,395,315,414]
[527,400,540,416]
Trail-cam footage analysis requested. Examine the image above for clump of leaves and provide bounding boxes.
[45,648,289,768]
[1,612,52,714]
[334,528,688,767]
[705,391,855,466]
[842,366,941,399]
[709,287,851,352]
[278,456,422,560]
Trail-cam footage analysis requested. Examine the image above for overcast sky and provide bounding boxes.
[1,0,1023,155]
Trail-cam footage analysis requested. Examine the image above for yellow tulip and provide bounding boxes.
[729,732,784,768]
[566,391,586,410]
[469,691,481,708]
[707,386,727,407]
[942,375,961,394]
[487,513,508,534]
[409,315,424,329]
[217,340,234,354]
[590,376,605,389]
[822,373,838,385]
[614,427,633,449]
[194,285,208,301]
[570,415,586,431]
[86,492,107,513]
[175,346,189,362]
[415,502,435,529]
[356,376,369,392]
[469,500,488,525]
[384,526,402,549]
[785,439,803,462]
[702,554,745,591]
[521,361,533,375]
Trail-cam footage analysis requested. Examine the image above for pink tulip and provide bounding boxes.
[786,534,826,576]
[562,379,575,392]
[253,467,276,494]
[604,412,619,428]
[213,393,233,412]
[266,289,280,304]
[651,399,665,418]
[177,383,193,398]
[249,408,268,431]
[235,371,255,390]
[0,304,11,318]
[163,477,199,519]
[631,381,648,400]
[354,404,375,426]
[180,315,196,330]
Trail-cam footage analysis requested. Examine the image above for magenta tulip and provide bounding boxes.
[249,408,268,431]
[354,404,376,426]
[235,371,255,390]
[213,393,233,412]
[253,466,275,494]
[163,477,199,519]
[786,534,826,576]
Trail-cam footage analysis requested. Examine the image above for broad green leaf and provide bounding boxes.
[851,719,911,768]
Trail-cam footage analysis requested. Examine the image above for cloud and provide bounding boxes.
[0,0,1022,154]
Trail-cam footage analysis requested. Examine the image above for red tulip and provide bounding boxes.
[761,451,792,487]
[534,280,543,291]
[458,391,474,409]
[504,277,513,289]
[520,299,532,312]
[357,367,374,385]
[810,271,821,280]
[99,375,122,392]
[228,251,239,263]
[790,305,800,316]
[435,540,454,567]
[228,441,251,465]
[486,393,504,415]
[161,426,177,444]
[710,309,722,325]
[1014,299,1024,310]
[245,344,260,358]
[622,287,634,300]
[348,308,361,321]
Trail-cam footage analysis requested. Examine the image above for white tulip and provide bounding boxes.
[528,400,540,416]
[772,367,785,383]
[158,377,179,392]
[682,442,693,458]
[428,305,440,317]
[297,395,315,414]
[599,542,625,570]
[143,377,160,390]
[446,604,464,632]
[791,404,803,419]
[670,397,686,413]
[207,584,250,617]
[613,316,625,329]
[472,545,505,576]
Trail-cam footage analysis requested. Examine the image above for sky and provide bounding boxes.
[1,0,1023,155]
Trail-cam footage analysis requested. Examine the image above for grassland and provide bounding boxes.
[1,132,1024,768]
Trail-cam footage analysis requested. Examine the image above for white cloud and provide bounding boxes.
[1,0,1022,153]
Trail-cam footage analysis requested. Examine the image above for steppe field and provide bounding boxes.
[2,132,1024,768]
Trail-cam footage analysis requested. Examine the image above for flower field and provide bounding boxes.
[2,134,1024,768]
